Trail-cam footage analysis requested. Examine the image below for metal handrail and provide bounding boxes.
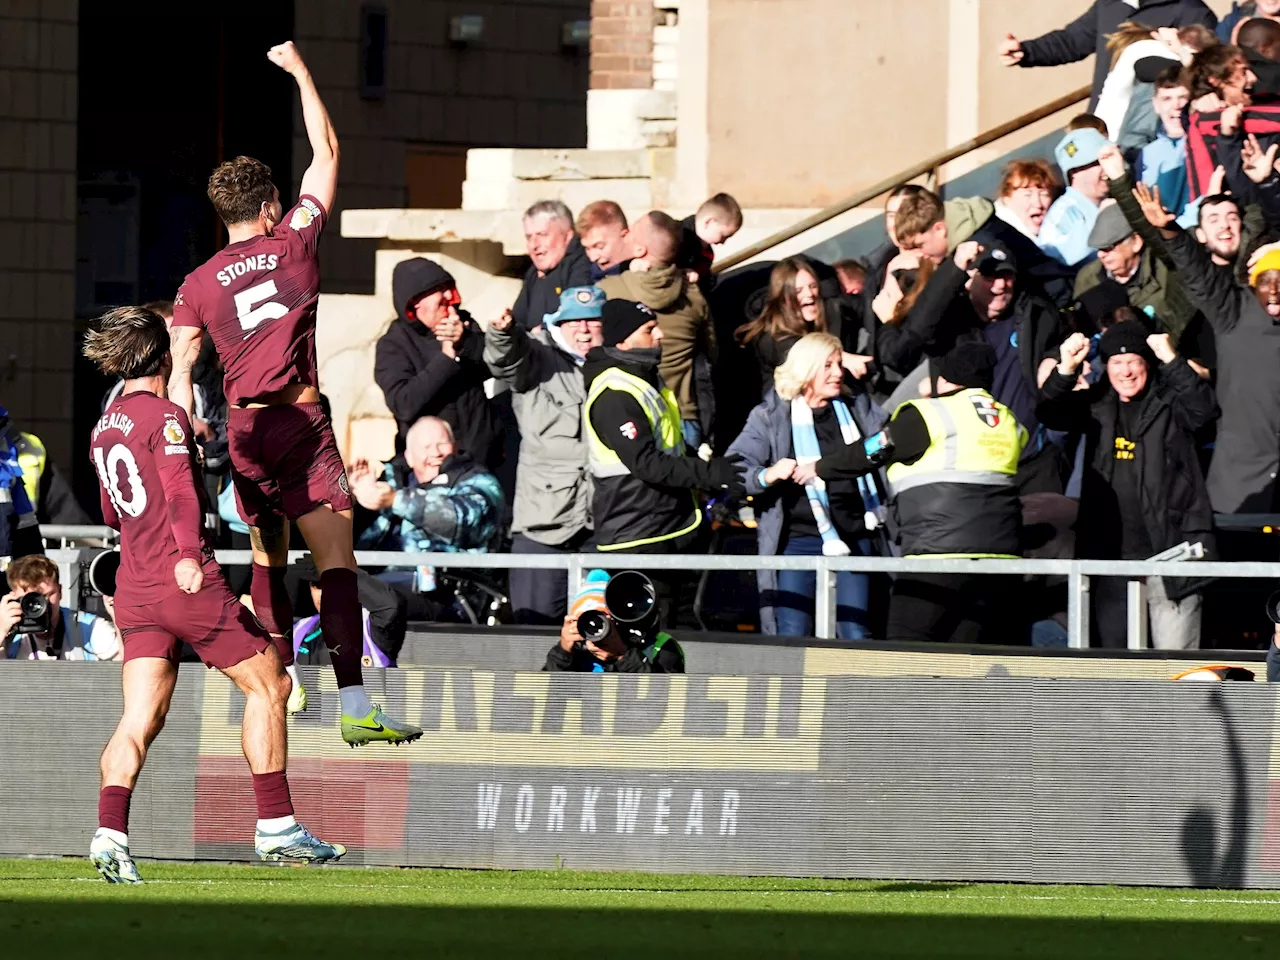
[42,535,1268,652]
[712,84,1092,274]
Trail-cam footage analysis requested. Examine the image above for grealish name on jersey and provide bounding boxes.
[216,253,280,287]
[92,411,135,442]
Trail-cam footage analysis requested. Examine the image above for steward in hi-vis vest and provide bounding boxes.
[581,299,744,553]
[803,341,1028,644]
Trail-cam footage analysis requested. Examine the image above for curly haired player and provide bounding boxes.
[85,306,344,883]
[168,41,420,746]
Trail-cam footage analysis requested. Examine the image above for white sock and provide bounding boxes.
[339,685,374,718]
[95,827,129,848]
[285,664,301,689]
[256,815,297,833]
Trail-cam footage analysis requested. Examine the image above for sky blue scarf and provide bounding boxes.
[790,397,882,555]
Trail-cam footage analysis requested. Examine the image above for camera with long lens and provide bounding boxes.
[12,591,51,635]
[577,608,613,643]
[574,572,660,649]
[604,571,659,644]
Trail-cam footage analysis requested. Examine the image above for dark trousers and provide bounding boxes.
[603,527,707,628]
[886,573,1013,644]
[510,531,593,625]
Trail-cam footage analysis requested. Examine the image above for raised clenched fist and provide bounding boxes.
[267,41,306,76]
[1058,332,1091,374]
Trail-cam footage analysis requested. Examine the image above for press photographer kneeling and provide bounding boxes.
[543,569,685,673]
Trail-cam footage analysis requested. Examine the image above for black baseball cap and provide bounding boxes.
[976,242,1018,277]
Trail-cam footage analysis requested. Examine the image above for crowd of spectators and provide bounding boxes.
[19,2,1280,666]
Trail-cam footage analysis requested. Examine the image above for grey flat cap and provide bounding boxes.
[1088,202,1135,251]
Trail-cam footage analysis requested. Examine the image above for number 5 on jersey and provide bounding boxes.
[235,279,289,332]
[93,444,148,518]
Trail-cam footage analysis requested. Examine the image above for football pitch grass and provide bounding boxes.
[3,858,1280,958]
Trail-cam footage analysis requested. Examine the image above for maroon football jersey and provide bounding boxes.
[90,392,215,604]
[171,195,327,405]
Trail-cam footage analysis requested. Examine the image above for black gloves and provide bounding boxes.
[706,453,747,499]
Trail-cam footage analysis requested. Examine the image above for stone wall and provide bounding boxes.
[0,0,78,466]
[293,0,590,295]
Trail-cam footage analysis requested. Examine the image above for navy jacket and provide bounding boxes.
[726,389,887,634]
[1019,0,1217,109]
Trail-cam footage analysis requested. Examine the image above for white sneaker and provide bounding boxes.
[89,829,141,884]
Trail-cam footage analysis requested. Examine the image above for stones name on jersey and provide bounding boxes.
[215,253,280,287]
[92,411,136,442]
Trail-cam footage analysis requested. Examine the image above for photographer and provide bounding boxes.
[543,570,685,673]
[2,555,121,661]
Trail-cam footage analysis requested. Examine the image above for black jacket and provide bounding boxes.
[1018,0,1218,109]
[1160,227,1280,513]
[877,257,1064,384]
[1037,357,1218,599]
[374,312,500,465]
[583,348,722,550]
[542,633,686,672]
[512,237,594,329]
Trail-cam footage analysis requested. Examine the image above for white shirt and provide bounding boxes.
[1095,39,1179,141]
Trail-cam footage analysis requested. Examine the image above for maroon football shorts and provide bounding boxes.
[115,573,272,670]
[227,401,352,528]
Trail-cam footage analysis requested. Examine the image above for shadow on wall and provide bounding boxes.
[1181,686,1249,888]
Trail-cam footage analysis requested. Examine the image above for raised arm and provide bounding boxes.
[268,42,338,214]
[167,325,204,424]
[1013,8,1098,68]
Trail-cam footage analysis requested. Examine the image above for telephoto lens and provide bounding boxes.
[577,609,612,643]
[604,571,659,635]
[16,592,51,634]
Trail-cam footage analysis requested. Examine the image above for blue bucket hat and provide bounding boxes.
[1054,128,1108,180]
[543,286,605,327]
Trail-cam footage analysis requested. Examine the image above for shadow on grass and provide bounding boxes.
[3,902,1279,959]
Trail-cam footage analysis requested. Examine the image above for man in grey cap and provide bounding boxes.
[1073,201,1197,345]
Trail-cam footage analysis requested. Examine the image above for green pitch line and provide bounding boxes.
[2,858,1279,959]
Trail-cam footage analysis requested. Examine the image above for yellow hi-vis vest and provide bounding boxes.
[584,367,701,551]
[16,432,46,511]
[585,369,685,477]
[886,389,1026,559]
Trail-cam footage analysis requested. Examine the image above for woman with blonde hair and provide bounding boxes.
[725,332,887,638]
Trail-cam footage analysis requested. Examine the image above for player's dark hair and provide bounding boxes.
[141,298,175,320]
[83,306,170,380]
[208,155,277,226]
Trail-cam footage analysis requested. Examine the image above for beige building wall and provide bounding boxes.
[693,0,1234,210]
[0,0,78,467]
[293,0,591,294]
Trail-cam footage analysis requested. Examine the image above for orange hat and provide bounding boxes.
[569,569,611,620]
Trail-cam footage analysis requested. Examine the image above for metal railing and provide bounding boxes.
[712,84,1091,274]
[41,527,1277,652]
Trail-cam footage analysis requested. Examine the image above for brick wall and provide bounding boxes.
[590,0,654,89]
[294,0,590,294]
[0,0,78,466]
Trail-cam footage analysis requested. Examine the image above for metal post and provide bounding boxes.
[814,558,836,640]
[1067,563,1090,649]
[566,554,585,608]
[1126,579,1148,649]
